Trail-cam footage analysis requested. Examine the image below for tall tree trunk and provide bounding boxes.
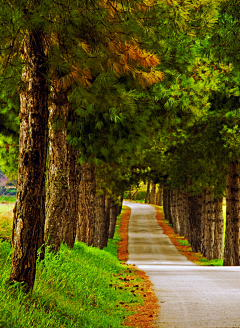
[62,146,81,248]
[167,189,173,225]
[182,191,190,240]
[171,189,178,233]
[213,197,224,260]
[10,30,48,292]
[177,190,184,236]
[159,186,163,206]
[93,188,107,249]
[205,191,215,260]
[163,188,167,219]
[201,189,207,256]
[145,180,150,203]
[150,183,156,204]
[188,194,203,253]
[77,163,96,246]
[224,161,240,266]
[108,199,117,239]
[44,91,69,252]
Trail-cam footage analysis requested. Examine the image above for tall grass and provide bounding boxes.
[0,209,142,328]
[0,204,13,241]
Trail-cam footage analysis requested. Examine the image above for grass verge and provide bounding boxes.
[0,206,147,328]
[152,205,224,266]
[0,196,16,203]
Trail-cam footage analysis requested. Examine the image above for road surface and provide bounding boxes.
[124,201,240,328]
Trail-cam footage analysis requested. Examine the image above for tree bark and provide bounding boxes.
[10,30,48,292]
[159,186,163,206]
[213,197,223,260]
[93,189,107,249]
[166,189,173,225]
[44,91,69,252]
[62,146,81,248]
[205,190,215,260]
[108,199,117,239]
[224,161,240,266]
[177,190,184,236]
[150,183,156,204]
[171,189,179,233]
[145,180,150,203]
[188,194,203,253]
[77,163,96,246]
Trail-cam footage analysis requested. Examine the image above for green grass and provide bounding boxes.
[197,258,223,266]
[0,196,16,203]
[177,238,191,247]
[0,204,14,242]
[0,208,142,328]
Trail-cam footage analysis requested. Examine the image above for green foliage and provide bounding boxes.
[0,242,141,328]
[177,238,191,247]
[0,206,145,327]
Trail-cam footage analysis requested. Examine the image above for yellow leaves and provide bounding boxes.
[108,39,160,68]
[134,68,164,87]
[106,39,162,86]
[58,65,92,90]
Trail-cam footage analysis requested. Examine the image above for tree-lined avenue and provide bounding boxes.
[125,201,240,328]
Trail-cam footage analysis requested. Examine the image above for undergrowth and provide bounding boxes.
[0,208,142,328]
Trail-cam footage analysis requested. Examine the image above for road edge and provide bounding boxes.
[117,205,160,328]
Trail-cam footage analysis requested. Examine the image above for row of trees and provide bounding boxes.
[1,0,240,291]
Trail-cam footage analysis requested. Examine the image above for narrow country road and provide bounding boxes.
[124,201,240,328]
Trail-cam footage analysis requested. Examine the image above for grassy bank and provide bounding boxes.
[0,208,143,328]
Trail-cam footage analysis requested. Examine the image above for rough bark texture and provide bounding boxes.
[171,189,180,234]
[93,189,107,249]
[224,161,240,266]
[182,191,190,240]
[213,197,224,260]
[62,146,81,248]
[44,92,69,252]
[201,189,210,257]
[10,30,48,292]
[188,194,203,253]
[77,163,96,246]
[205,191,215,260]
[145,180,150,203]
[150,183,156,204]
[163,188,167,219]
[108,199,117,239]
[177,190,184,236]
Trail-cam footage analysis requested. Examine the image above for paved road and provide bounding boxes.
[124,201,240,328]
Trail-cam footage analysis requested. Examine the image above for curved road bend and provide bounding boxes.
[124,201,240,328]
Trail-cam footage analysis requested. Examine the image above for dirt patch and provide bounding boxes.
[151,205,205,264]
[117,206,160,328]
